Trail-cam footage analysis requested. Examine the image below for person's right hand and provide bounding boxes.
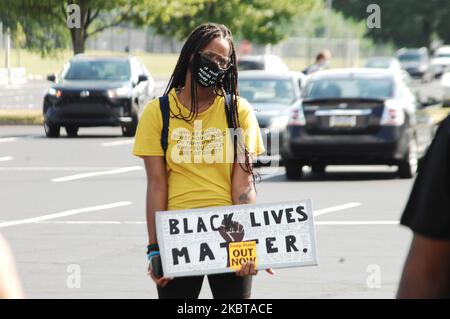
[147,262,172,287]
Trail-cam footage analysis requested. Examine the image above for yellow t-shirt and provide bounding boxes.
[132,88,265,211]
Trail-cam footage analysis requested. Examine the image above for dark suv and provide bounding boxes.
[43,55,154,137]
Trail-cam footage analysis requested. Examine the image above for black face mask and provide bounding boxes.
[195,54,228,88]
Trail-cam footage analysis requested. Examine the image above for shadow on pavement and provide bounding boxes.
[262,170,401,183]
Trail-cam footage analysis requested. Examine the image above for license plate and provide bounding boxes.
[329,115,356,128]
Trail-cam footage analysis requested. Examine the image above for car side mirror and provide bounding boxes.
[47,74,56,82]
[137,75,148,84]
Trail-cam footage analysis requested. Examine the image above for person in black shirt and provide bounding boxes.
[397,115,450,298]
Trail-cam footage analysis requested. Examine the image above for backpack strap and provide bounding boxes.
[159,95,170,161]
[224,94,237,162]
[224,94,234,129]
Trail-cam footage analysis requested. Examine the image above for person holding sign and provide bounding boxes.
[133,23,274,299]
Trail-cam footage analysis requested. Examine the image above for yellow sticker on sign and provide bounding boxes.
[229,241,257,270]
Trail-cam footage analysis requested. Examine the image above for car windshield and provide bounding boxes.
[239,78,295,105]
[365,59,391,69]
[238,60,265,71]
[303,77,394,100]
[64,60,130,81]
[436,53,450,58]
[398,53,421,62]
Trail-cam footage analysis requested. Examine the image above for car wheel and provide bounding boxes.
[65,126,79,137]
[312,165,326,175]
[122,114,138,137]
[44,121,60,138]
[285,161,303,180]
[397,135,418,179]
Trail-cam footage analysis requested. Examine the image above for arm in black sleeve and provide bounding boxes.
[400,116,450,239]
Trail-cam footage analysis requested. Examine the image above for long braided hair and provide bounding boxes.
[163,23,257,185]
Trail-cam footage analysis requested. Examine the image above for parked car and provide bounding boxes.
[440,65,450,107]
[280,68,436,180]
[364,56,402,72]
[364,56,413,85]
[396,48,432,82]
[238,71,305,163]
[43,55,155,137]
[238,55,289,73]
[431,46,450,78]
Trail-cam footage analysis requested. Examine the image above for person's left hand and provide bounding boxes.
[235,261,276,277]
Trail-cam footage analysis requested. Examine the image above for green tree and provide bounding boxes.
[333,0,450,48]
[150,0,314,44]
[0,0,155,55]
[0,0,314,56]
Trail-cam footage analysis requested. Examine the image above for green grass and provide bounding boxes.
[0,109,43,125]
[423,105,450,124]
[284,57,362,72]
[0,48,365,78]
[0,49,179,78]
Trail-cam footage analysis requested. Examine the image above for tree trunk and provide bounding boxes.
[422,20,432,49]
[71,27,86,54]
[69,0,88,55]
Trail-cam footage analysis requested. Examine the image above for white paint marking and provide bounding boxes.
[37,220,123,225]
[0,156,13,162]
[101,139,134,147]
[0,137,18,143]
[51,166,143,182]
[0,201,132,228]
[0,166,132,172]
[315,221,399,226]
[32,220,400,226]
[314,202,361,217]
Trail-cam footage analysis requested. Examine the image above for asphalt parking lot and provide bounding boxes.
[0,124,415,298]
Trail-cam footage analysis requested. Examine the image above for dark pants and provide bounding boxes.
[157,273,252,299]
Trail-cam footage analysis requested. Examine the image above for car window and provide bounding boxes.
[64,60,130,81]
[398,54,421,62]
[435,53,450,58]
[365,59,391,69]
[303,77,394,100]
[238,60,265,71]
[239,78,295,105]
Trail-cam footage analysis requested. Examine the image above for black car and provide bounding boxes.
[238,71,305,164]
[280,68,435,180]
[396,48,432,82]
[43,55,154,137]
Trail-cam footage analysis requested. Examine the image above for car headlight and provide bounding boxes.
[107,87,130,99]
[48,88,62,98]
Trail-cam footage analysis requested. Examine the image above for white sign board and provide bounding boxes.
[155,200,318,278]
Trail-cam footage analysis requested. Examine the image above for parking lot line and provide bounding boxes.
[0,166,132,171]
[51,166,143,182]
[0,201,132,228]
[3,203,370,227]
[101,139,134,147]
[28,220,400,226]
[0,156,13,162]
[314,202,361,217]
[0,137,19,143]
[315,221,399,225]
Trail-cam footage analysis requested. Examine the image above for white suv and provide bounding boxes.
[431,46,450,78]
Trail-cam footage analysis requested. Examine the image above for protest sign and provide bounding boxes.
[155,199,318,277]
